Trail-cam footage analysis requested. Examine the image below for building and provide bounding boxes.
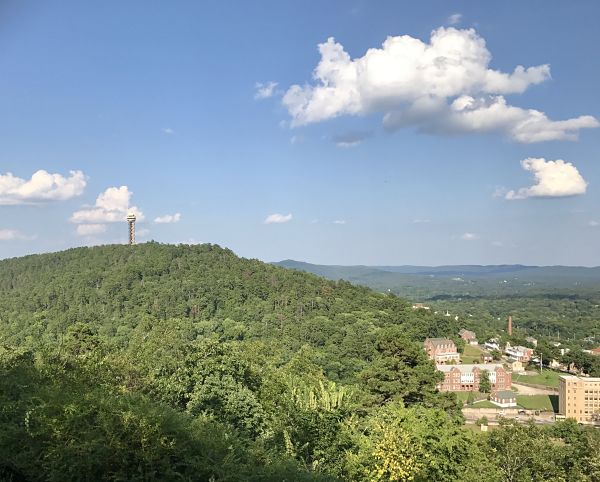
[506,357,524,374]
[558,376,600,424]
[459,329,478,345]
[484,341,500,351]
[412,303,431,310]
[590,347,600,357]
[480,352,494,363]
[436,364,512,392]
[505,344,534,363]
[526,336,538,347]
[491,390,517,408]
[423,338,461,364]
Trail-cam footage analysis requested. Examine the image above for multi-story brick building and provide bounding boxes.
[559,375,600,424]
[436,364,512,392]
[459,329,478,345]
[423,338,461,364]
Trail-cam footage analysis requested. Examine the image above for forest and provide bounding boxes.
[1,242,599,481]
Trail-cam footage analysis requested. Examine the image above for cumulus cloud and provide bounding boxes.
[505,158,587,200]
[333,219,347,224]
[282,27,598,142]
[0,170,86,205]
[76,224,107,236]
[264,213,292,224]
[71,186,145,224]
[447,13,462,25]
[332,130,372,148]
[154,213,181,224]
[162,127,174,134]
[254,81,279,100]
[588,220,599,227]
[461,232,478,241]
[0,229,35,241]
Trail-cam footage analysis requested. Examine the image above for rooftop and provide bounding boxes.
[493,390,516,399]
[436,363,505,373]
[425,337,455,346]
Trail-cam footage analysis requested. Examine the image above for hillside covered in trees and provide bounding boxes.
[1,243,599,481]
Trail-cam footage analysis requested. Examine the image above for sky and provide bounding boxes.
[0,0,599,266]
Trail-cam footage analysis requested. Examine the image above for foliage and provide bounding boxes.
[0,243,599,480]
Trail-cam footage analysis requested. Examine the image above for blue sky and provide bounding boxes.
[0,0,599,265]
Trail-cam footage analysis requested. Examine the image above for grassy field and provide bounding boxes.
[516,395,558,411]
[456,391,488,405]
[462,344,485,363]
[513,369,562,388]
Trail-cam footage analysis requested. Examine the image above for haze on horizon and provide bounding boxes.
[0,1,599,266]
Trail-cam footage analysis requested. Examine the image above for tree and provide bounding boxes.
[487,420,567,482]
[479,370,491,394]
[360,327,443,407]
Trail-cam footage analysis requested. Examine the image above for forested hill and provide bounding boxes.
[2,243,600,481]
[0,242,414,374]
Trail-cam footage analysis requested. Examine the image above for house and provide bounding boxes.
[423,338,461,364]
[505,343,534,363]
[436,364,512,392]
[412,303,431,310]
[525,336,538,347]
[491,390,517,408]
[459,329,478,345]
[506,357,524,374]
[549,359,562,369]
[590,347,600,357]
[480,352,494,363]
[484,341,500,351]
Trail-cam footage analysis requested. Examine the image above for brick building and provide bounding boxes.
[436,364,512,392]
[423,338,461,364]
[459,329,478,345]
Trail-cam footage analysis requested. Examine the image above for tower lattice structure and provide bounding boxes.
[127,213,136,245]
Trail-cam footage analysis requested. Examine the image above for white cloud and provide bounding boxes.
[447,13,462,25]
[383,95,599,143]
[282,28,598,142]
[254,81,279,100]
[461,232,478,241]
[264,213,293,224]
[154,213,181,224]
[588,220,599,227]
[0,170,86,205]
[412,219,431,224]
[333,219,347,224]
[505,158,587,200]
[162,127,174,134]
[0,229,35,241]
[71,186,145,224]
[491,240,504,247]
[76,224,107,236]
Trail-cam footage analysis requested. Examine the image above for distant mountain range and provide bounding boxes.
[273,260,600,298]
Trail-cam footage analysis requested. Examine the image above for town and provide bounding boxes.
[422,314,600,428]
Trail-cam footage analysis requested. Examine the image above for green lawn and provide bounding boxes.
[472,400,498,409]
[516,395,558,412]
[513,370,561,388]
[456,391,488,405]
[462,344,484,363]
